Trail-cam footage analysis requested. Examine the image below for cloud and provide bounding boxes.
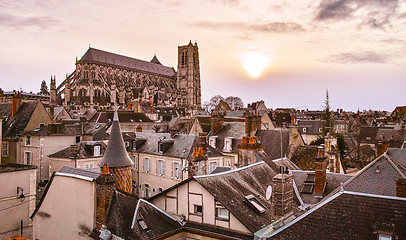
[315,0,399,28]
[191,21,305,33]
[321,51,390,64]
[0,12,60,29]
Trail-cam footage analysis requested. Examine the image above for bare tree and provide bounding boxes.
[225,96,243,110]
[208,95,225,112]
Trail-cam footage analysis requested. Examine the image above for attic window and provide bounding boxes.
[138,219,148,230]
[301,173,315,194]
[379,233,392,240]
[194,205,203,215]
[244,195,266,214]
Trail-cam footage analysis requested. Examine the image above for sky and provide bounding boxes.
[1,0,405,111]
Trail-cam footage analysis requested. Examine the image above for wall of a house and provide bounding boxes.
[33,175,96,240]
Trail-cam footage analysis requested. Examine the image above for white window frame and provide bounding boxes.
[224,137,233,152]
[216,205,229,221]
[172,161,181,179]
[24,151,31,165]
[143,157,151,173]
[209,136,217,148]
[379,234,392,240]
[2,142,8,157]
[156,159,165,176]
[303,127,307,133]
[94,145,101,157]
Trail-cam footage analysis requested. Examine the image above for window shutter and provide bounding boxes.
[163,161,166,176]
[143,158,145,172]
[156,160,159,174]
[171,163,174,178]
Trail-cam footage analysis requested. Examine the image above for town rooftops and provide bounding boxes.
[89,111,152,123]
[79,47,176,77]
[258,191,406,240]
[48,141,107,159]
[2,101,39,139]
[0,163,37,173]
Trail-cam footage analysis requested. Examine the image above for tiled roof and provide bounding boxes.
[89,111,152,123]
[2,101,39,139]
[292,170,351,205]
[48,141,107,159]
[99,110,134,168]
[256,129,290,160]
[194,162,279,233]
[80,47,175,77]
[214,122,246,153]
[0,102,12,119]
[265,191,406,239]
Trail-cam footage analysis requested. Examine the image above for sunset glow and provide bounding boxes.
[240,51,271,78]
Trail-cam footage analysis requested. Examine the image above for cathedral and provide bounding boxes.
[51,41,201,111]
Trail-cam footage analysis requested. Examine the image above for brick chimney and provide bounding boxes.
[396,178,406,198]
[136,125,142,132]
[189,133,208,177]
[377,141,388,157]
[272,167,294,218]
[314,146,327,198]
[11,91,22,117]
[95,164,115,228]
[210,112,224,134]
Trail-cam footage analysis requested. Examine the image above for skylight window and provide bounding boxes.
[138,219,148,230]
[244,195,266,214]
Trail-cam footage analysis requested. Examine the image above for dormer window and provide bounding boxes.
[379,233,392,240]
[158,142,163,153]
[138,219,148,230]
[224,137,233,152]
[25,136,31,146]
[303,127,307,133]
[94,145,101,157]
[209,136,217,148]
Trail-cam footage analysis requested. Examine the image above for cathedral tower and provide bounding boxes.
[98,108,134,193]
[177,41,201,109]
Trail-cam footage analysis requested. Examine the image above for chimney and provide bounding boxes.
[95,164,115,228]
[314,146,327,198]
[210,112,224,134]
[136,125,142,132]
[189,133,208,177]
[272,167,294,218]
[69,144,80,158]
[396,178,406,198]
[377,141,388,157]
[11,92,22,117]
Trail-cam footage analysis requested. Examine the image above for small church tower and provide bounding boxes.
[50,76,57,120]
[177,41,201,109]
[98,108,134,193]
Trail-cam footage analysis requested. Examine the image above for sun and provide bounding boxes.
[240,51,271,78]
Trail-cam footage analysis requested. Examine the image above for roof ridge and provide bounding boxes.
[194,161,266,179]
[131,199,180,229]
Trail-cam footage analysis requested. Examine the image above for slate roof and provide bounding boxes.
[135,132,199,159]
[341,152,406,196]
[80,47,175,77]
[58,166,101,180]
[292,170,351,205]
[89,111,152,123]
[194,162,279,233]
[290,145,319,171]
[99,110,134,168]
[2,101,39,139]
[297,120,324,135]
[214,122,246,153]
[264,191,406,240]
[0,102,12,119]
[48,141,107,159]
[0,163,37,173]
[256,129,290,160]
[210,166,232,174]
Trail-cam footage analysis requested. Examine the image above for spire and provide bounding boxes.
[99,107,133,168]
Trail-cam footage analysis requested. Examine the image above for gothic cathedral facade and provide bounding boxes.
[52,41,201,111]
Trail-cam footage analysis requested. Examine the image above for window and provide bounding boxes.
[379,234,392,240]
[216,204,229,220]
[144,184,150,198]
[156,160,165,176]
[303,128,307,133]
[24,151,31,165]
[125,141,130,147]
[75,136,80,143]
[224,137,233,152]
[158,143,163,153]
[25,136,31,146]
[143,158,151,173]
[94,145,101,156]
[263,123,269,130]
[2,142,8,157]
[133,156,138,170]
[85,163,94,170]
[244,195,266,213]
[157,188,163,193]
[194,205,203,215]
[138,219,148,230]
[318,128,322,132]
[172,162,181,179]
[209,161,217,173]
[209,136,217,148]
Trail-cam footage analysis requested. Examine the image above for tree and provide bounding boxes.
[207,95,225,112]
[322,89,333,135]
[39,80,49,95]
[225,96,244,110]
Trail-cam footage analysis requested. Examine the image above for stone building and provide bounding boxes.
[52,41,201,112]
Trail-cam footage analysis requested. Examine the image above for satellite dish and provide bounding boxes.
[266,185,273,200]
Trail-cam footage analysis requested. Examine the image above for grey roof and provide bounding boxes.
[342,153,406,196]
[0,102,12,119]
[0,163,37,173]
[256,129,290,160]
[194,162,280,233]
[292,170,351,205]
[265,191,406,240]
[210,166,232,174]
[2,101,40,139]
[297,120,324,135]
[48,141,107,159]
[58,166,101,180]
[80,47,176,77]
[99,110,134,168]
[387,148,406,165]
[214,122,246,153]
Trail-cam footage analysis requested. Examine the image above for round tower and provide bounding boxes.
[98,108,134,193]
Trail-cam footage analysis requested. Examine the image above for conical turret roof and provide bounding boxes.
[99,108,134,168]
